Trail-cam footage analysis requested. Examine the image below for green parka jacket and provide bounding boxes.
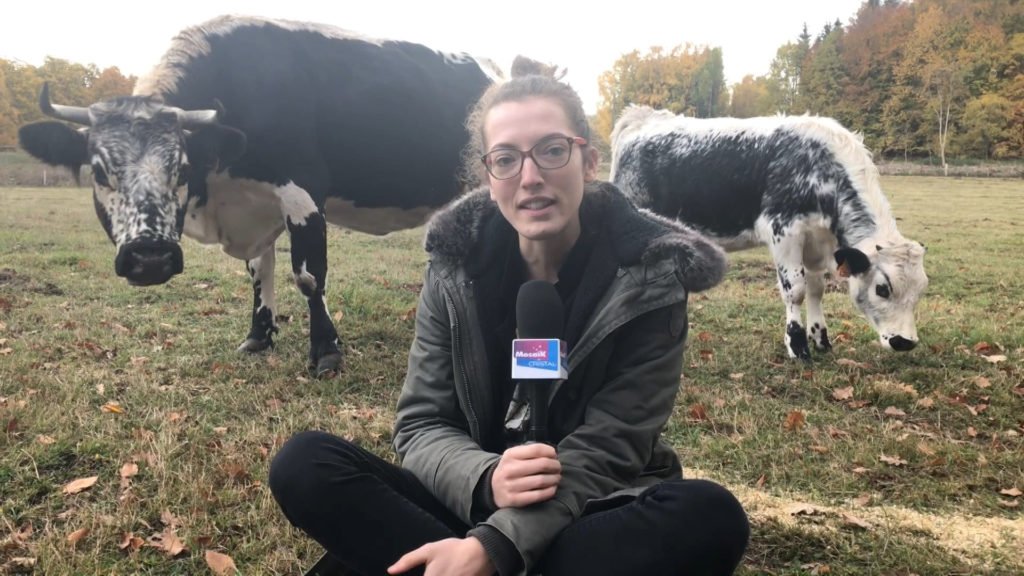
[393,182,727,574]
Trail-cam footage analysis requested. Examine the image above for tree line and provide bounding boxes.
[595,0,1024,167]
[3,0,1021,166]
[0,57,136,148]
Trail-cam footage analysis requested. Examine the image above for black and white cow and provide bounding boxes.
[609,105,928,360]
[17,15,533,375]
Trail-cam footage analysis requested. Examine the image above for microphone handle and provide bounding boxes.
[528,380,550,444]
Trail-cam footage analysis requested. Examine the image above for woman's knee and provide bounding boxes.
[652,479,750,545]
[268,430,347,506]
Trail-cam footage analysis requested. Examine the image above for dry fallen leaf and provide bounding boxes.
[0,347,13,356]
[832,386,854,401]
[836,358,871,369]
[67,528,89,547]
[783,410,806,431]
[205,550,239,575]
[788,503,822,516]
[148,527,187,557]
[879,454,907,467]
[729,372,745,381]
[101,401,125,414]
[916,442,936,457]
[853,494,872,507]
[884,406,907,418]
[999,487,1022,497]
[160,510,181,528]
[967,426,978,438]
[998,499,1020,508]
[973,376,992,389]
[120,463,139,479]
[984,355,1007,364]
[118,532,144,552]
[688,403,709,422]
[3,558,36,571]
[755,474,766,489]
[63,476,99,495]
[916,397,935,409]
[840,513,871,530]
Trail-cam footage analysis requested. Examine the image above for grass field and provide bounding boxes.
[0,176,1022,575]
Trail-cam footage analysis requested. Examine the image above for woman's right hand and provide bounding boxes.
[491,443,562,508]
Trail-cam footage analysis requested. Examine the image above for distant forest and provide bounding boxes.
[595,0,1024,166]
[2,0,1022,168]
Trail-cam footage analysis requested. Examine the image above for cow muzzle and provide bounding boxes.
[887,335,918,352]
[115,239,184,286]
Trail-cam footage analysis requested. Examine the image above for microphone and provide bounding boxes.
[514,280,566,444]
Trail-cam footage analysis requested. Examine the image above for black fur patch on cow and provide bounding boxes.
[787,320,811,360]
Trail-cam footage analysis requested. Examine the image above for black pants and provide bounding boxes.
[270,430,749,576]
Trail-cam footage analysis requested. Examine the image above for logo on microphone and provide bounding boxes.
[511,339,567,379]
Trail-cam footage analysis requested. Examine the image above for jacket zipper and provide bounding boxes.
[437,275,481,442]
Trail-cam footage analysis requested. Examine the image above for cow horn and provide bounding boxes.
[39,82,92,125]
[175,108,219,128]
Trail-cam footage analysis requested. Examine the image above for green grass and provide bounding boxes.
[0,177,1022,575]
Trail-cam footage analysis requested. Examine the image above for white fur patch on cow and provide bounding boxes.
[324,197,435,236]
[183,174,285,261]
[275,182,319,227]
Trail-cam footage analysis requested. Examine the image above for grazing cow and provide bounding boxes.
[609,105,928,360]
[17,15,546,375]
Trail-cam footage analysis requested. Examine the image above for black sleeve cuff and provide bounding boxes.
[468,525,522,576]
[471,461,499,521]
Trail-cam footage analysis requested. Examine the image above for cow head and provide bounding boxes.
[835,241,928,351]
[18,84,246,286]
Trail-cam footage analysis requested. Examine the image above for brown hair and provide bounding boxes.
[462,64,592,185]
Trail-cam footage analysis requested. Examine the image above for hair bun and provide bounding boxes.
[511,55,567,80]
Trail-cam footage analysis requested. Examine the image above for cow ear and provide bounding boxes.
[18,121,89,183]
[834,247,871,278]
[186,125,247,174]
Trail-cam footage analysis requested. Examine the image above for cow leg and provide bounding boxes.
[277,183,343,376]
[770,235,812,361]
[238,244,279,353]
[805,269,832,352]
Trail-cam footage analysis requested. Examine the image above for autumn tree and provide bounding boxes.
[90,66,136,102]
[766,25,811,114]
[896,3,973,173]
[957,93,1014,158]
[730,75,775,117]
[0,66,18,146]
[800,23,848,122]
[595,44,728,141]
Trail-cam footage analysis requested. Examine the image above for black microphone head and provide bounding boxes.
[516,280,564,339]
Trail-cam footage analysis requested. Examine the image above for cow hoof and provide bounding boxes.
[311,353,344,378]
[238,338,273,353]
[813,341,833,353]
[788,346,812,362]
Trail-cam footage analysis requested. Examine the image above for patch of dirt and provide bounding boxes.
[688,467,1024,571]
[0,268,64,296]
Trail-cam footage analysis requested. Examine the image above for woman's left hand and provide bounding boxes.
[387,537,494,576]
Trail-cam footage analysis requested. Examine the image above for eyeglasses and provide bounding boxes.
[481,136,587,180]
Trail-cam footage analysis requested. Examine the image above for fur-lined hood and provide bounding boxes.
[424,181,727,293]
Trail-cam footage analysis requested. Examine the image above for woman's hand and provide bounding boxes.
[388,537,494,576]
[492,443,561,508]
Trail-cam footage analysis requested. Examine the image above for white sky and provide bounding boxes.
[2,1,866,113]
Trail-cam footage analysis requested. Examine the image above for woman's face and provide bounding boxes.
[483,97,598,246]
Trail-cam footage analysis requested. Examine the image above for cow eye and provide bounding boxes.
[92,163,111,188]
[875,284,891,299]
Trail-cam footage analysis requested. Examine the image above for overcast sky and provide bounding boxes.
[3,0,867,113]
